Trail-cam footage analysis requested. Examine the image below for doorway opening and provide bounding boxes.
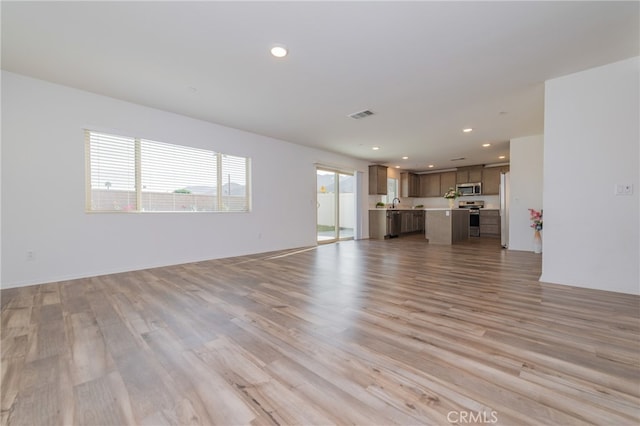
[316,168,355,243]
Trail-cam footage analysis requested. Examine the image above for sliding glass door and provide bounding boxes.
[316,168,354,243]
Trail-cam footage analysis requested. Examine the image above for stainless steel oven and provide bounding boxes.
[459,200,484,237]
[469,208,480,237]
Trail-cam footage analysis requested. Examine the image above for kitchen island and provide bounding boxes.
[425,208,469,244]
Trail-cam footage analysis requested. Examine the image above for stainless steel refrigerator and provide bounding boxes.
[500,172,510,248]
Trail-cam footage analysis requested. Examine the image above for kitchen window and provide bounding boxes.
[85,130,251,212]
[383,177,398,204]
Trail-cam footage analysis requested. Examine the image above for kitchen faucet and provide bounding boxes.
[392,197,400,209]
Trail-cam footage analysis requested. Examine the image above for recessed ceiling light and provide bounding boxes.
[372,146,380,151]
[428,164,435,168]
[482,143,491,147]
[463,128,473,133]
[270,46,288,58]
[395,166,400,168]
[499,155,506,159]
[402,156,409,160]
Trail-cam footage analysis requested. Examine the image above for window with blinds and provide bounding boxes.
[85,130,251,212]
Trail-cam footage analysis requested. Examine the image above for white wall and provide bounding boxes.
[541,57,639,295]
[508,135,544,251]
[1,72,370,288]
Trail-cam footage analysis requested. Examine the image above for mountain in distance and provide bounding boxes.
[182,183,245,196]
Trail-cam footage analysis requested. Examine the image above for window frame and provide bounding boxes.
[85,129,251,213]
[383,177,398,204]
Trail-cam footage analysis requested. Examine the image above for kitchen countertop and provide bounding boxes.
[424,208,469,211]
[369,207,425,211]
[369,207,470,211]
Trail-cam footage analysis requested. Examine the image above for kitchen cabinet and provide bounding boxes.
[395,163,509,199]
[369,210,387,239]
[400,210,425,233]
[369,165,388,195]
[469,168,483,182]
[482,166,509,195]
[370,209,423,239]
[456,166,483,184]
[439,172,457,196]
[419,173,440,197]
[400,211,412,233]
[414,210,425,232]
[480,209,501,238]
[400,172,420,197]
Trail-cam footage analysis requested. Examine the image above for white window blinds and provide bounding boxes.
[85,130,251,213]
[220,154,250,212]
[86,132,137,211]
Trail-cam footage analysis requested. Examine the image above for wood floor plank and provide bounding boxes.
[2,236,639,425]
[141,327,217,425]
[73,375,129,426]
[64,311,116,386]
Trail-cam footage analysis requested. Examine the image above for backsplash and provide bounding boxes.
[369,194,500,209]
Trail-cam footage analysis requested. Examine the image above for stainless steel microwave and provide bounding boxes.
[456,182,482,196]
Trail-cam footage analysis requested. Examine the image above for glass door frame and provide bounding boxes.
[316,167,355,244]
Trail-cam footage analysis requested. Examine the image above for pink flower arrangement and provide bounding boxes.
[529,208,543,231]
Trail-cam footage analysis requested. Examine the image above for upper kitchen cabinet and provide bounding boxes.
[394,163,510,198]
[440,171,457,196]
[482,166,510,195]
[401,172,420,197]
[369,165,388,195]
[418,173,440,197]
[456,166,483,184]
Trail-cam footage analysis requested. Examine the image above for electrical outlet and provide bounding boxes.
[26,251,35,261]
[615,183,633,196]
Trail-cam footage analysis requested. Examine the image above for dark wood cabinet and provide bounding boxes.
[398,163,508,199]
[418,171,456,198]
[400,210,425,233]
[456,166,483,184]
[401,172,420,197]
[419,173,440,197]
[368,165,388,195]
[481,166,509,195]
[480,209,501,237]
[439,172,457,196]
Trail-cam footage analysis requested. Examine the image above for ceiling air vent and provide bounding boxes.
[450,157,466,162]
[348,110,374,120]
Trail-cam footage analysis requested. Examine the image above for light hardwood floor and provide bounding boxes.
[2,237,639,425]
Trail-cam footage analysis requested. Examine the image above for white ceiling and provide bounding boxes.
[2,1,638,171]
